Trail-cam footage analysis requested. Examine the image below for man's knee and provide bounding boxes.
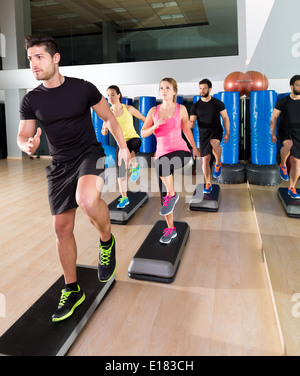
[76,192,98,214]
[53,216,74,240]
[210,139,220,149]
[283,140,293,150]
[290,156,300,168]
[202,154,211,167]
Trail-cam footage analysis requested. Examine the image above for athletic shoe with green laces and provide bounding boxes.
[98,235,116,282]
[130,163,140,182]
[117,196,129,209]
[52,285,85,323]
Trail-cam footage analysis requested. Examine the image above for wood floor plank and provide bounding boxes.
[249,183,300,356]
[0,158,283,356]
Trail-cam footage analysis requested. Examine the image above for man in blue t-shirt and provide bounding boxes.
[270,74,300,199]
[17,34,131,322]
[189,78,230,194]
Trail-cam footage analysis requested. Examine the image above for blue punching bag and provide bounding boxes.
[103,144,116,168]
[212,92,245,184]
[192,95,200,149]
[176,95,183,104]
[92,109,109,146]
[250,90,277,165]
[246,90,281,185]
[217,91,240,164]
[139,96,156,153]
[122,97,133,105]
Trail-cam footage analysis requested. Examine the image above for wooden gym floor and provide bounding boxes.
[0,157,292,356]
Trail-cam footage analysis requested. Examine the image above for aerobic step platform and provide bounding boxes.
[278,187,300,218]
[189,184,220,212]
[109,191,149,224]
[0,265,115,356]
[128,220,190,283]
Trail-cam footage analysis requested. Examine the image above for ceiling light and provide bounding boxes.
[172,14,184,19]
[151,3,164,8]
[117,19,138,24]
[54,13,79,19]
[150,1,177,8]
[165,2,177,6]
[112,8,126,13]
[160,13,184,20]
[101,8,126,14]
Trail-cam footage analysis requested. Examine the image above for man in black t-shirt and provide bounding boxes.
[17,35,131,322]
[271,74,300,199]
[189,78,230,194]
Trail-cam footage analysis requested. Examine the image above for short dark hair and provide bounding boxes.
[107,85,123,103]
[290,75,300,86]
[199,78,212,89]
[24,34,59,57]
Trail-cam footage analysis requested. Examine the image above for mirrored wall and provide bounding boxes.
[29,0,238,66]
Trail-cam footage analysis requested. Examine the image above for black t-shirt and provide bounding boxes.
[275,95,300,133]
[190,97,225,128]
[20,76,102,162]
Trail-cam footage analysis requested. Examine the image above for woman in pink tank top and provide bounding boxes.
[141,78,199,244]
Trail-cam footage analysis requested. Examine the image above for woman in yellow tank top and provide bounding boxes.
[102,85,146,208]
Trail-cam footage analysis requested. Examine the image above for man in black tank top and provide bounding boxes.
[270,75,300,199]
[17,35,131,322]
[189,78,230,194]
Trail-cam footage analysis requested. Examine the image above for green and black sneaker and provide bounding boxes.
[52,285,85,323]
[98,234,116,282]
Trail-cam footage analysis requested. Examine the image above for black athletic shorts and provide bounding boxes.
[278,125,300,159]
[155,150,192,201]
[116,137,141,178]
[199,125,223,157]
[45,144,106,215]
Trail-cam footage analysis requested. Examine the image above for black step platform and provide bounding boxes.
[108,191,149,225]
[128,220,190,284]
[189,184,220,212]
[277,187,300,218]
[0,265,115,356]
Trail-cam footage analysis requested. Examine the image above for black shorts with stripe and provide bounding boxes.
[45,144,106,215]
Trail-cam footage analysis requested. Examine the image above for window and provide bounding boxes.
[29,0,238,66]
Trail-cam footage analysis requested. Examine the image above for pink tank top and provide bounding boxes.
[153,103,190,159]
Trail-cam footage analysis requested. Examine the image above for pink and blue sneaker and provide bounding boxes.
[159,227,177,244]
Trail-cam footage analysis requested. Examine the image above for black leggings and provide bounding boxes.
[116,137,141,178]
[155,150,192,201]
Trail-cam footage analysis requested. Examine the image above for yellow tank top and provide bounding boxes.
[113,104,140,141]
